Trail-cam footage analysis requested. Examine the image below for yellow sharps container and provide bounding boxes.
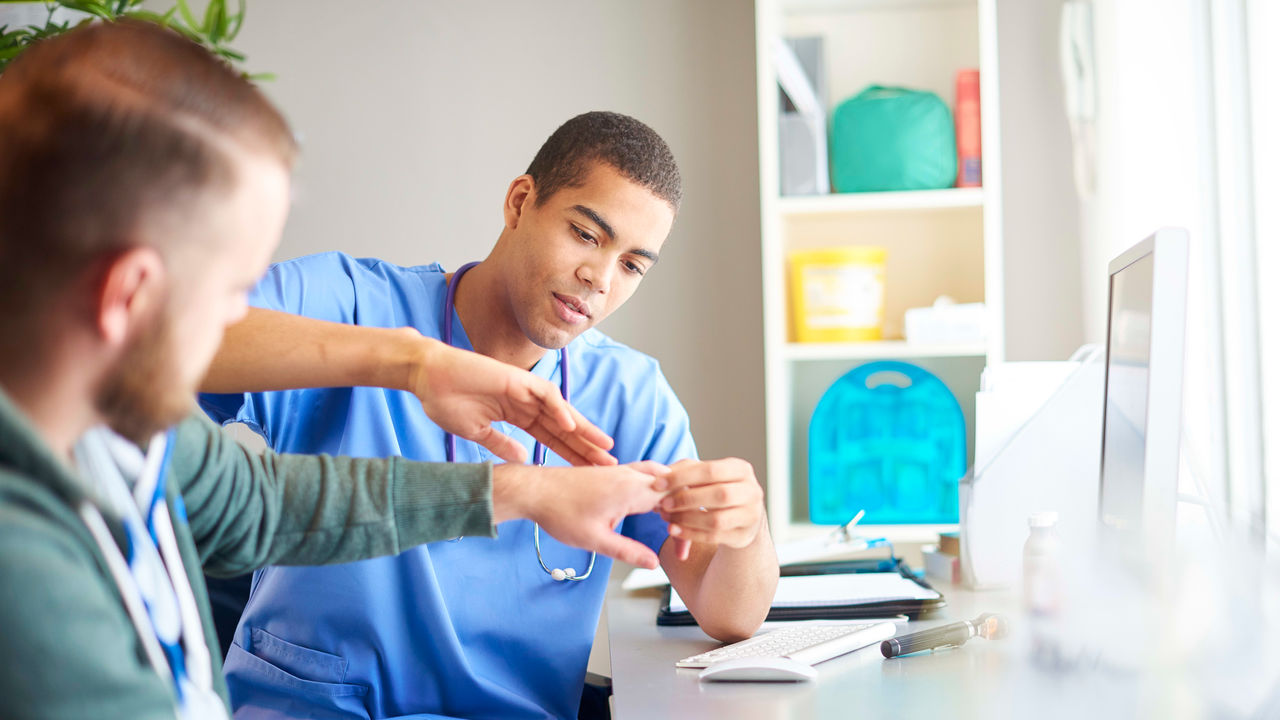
[788,246,887,343]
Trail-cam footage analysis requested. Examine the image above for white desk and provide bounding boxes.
[606,578,1161,720]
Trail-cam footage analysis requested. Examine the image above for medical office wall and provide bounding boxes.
[205,0,766,475]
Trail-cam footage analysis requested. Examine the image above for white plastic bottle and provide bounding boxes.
[1022,511,1062,617]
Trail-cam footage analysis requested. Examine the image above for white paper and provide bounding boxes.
[624,533,886,590]
[774,535,886,567]
[975,361,1080,473]
[962,355,1105,589]
[667,572,938,614]
[621,566,669,591]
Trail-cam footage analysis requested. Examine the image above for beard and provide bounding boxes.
[94,307,194,444]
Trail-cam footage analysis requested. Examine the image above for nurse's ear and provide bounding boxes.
[503,174,536,230]
[93,246,168,349]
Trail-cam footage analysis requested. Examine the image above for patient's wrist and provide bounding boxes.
[392,329,440,394]
[492,463,537,524]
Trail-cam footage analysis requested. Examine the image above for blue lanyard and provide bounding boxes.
[442,261,570,465]
[133,433,194,703]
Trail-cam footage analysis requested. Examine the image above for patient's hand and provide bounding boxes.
[411,338,617,467]
[493,462,672,569]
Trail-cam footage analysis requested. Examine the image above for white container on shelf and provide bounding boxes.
[904,296,987,344]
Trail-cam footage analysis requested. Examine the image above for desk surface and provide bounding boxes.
[606,577,1169,720]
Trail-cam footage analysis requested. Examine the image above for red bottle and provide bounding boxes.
[954,69,982,187]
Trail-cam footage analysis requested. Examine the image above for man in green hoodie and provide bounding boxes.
[0,20,673,720]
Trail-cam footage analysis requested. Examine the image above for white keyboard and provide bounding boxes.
[675,621,898,669]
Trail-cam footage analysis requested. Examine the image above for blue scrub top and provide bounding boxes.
[200,252,697,720]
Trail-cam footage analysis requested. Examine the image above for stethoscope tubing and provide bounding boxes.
[441,262,593,582]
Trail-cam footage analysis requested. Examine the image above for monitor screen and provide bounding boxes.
[1099,252,1155,534]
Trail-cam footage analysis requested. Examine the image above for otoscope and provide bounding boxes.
[880,613,1008,658]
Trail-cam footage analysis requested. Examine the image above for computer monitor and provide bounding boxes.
[1097,228,1189,556]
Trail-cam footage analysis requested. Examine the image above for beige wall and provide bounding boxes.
[229,1,766,473]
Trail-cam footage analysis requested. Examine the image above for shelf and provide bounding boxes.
[757,0,1000,548]
[783,340,987,361]
[782,0,977,15]
[778,187,984,216]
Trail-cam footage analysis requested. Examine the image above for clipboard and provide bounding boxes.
[656,558,946,626]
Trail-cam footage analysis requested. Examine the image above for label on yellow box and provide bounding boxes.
[789,247,886,343]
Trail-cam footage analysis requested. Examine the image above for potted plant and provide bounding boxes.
[0,0,260,75]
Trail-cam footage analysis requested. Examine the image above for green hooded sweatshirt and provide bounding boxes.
[0,387,496,719]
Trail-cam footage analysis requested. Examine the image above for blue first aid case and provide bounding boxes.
[808,361,966,525]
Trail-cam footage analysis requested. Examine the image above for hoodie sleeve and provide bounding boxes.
[167,412,495,577]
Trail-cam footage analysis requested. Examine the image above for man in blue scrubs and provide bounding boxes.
[201,111,779,719]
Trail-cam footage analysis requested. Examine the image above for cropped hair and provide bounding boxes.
[526,111,682,212]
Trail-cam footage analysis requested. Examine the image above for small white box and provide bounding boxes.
[904,298,987,344]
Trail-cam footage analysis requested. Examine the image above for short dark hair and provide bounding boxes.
[525,111,682,212]
[0,20,296,338]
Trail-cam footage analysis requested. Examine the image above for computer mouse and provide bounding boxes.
[697,656,818,683]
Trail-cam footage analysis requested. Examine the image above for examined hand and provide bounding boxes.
[496,461,672,569]
[658,458,765,561]
[411,339,616,466]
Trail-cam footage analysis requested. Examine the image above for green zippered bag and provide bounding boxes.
[830,85,957,192]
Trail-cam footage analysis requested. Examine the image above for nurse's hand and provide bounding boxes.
[203,310,615,466]
[492,461,672,569]
[656,458,766,560]
[410,338,617,467]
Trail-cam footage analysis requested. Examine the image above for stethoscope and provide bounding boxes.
[442,262,596,582]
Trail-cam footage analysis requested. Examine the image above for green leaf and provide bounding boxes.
[30,20,73,39]
[204,0,225,40]
[214,45,244,62]
[174,0,200,32]
[122,9,172,26]
[225,0,244,40]
[0,0,272,81]
[58,2,114,20]
[169,24,203,44]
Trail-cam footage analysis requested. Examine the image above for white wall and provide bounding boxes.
[1086,1,1205,341]
[225,1,765,473]
[1250,0,1280,549]
[994,0,1086,362]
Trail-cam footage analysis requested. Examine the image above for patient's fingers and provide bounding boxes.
[589,531,660,569]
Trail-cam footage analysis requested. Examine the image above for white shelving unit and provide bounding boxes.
[783,341,988,362]
[778,187,984,216]
[755,0,1005,544]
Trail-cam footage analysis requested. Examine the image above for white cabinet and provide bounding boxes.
[754,0,1007,543]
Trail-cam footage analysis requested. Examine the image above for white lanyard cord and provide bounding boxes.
[78,500,174,688]
[150,498,213,690]
[75,428,221,718]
